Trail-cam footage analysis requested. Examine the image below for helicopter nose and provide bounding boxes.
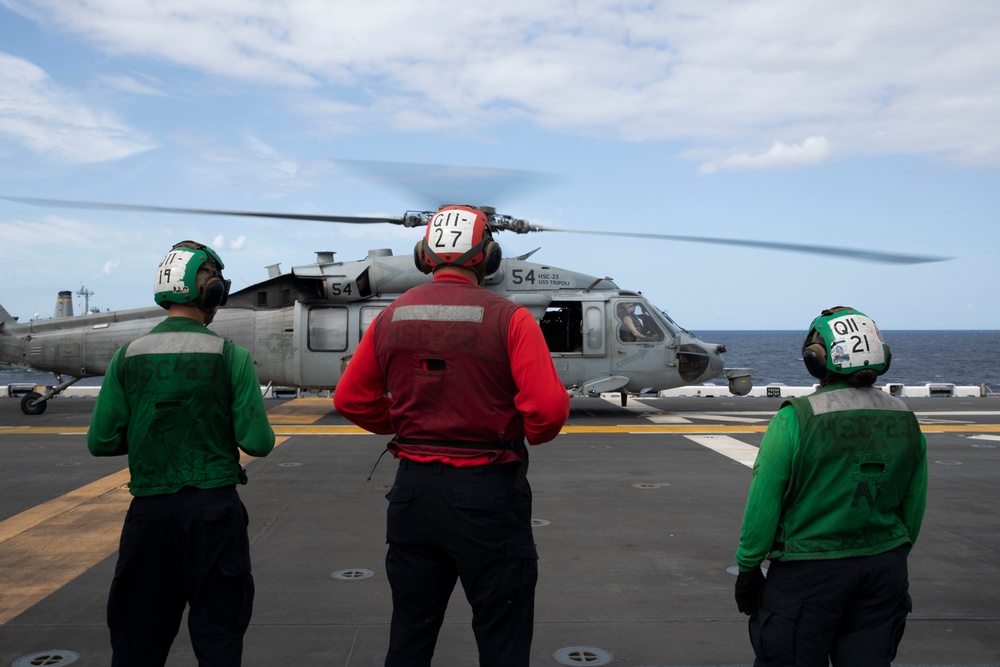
[678,343,716,382]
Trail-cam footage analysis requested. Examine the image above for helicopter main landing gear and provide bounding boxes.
[21,392,47,415]
[17,375,85,415]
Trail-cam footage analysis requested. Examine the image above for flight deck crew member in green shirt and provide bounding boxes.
[734,306,927,667]
[88,241,275,667]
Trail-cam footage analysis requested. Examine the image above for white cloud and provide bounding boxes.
[0,53,158,163]
[245,135,299,179]
[4,2,1000,164]
[0,214,94,246]
[211,234,247,252]
[700,136,831,174]
[166,132,317,195]
[95,257,122,277]
[95,73,170,97]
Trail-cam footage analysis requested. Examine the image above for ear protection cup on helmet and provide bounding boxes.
[414,240,433,274]
[802,339,828,379]
[199,273,229,310]
[192,246,230,311]
[481,240,502,275]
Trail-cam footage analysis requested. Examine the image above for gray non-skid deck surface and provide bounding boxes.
[0,396,997,665]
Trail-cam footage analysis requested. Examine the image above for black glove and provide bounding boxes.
[735,568,765,615]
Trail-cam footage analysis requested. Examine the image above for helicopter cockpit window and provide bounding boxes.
[307,306,348,351]
[616,301,664,343]
[656,309,681,337]
[539,302,583,353]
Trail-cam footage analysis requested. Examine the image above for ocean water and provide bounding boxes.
[2,330,998,391]
[696,330,1000,389]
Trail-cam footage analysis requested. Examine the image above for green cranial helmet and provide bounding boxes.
[153,241,229,310]
[801,306,891,379]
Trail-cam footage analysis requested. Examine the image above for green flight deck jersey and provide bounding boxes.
[736,382,927,572]
[88,316,275,496]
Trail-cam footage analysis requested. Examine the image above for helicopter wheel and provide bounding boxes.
[21,392,48,415]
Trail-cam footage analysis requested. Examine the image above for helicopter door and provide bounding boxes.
[539,301,604,357]
[293,302,349,388]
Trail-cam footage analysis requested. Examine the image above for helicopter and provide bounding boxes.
[0,194,948,415]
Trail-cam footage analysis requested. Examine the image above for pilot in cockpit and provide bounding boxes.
[617,301,663,342]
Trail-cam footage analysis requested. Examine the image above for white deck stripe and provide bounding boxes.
[685,434,759,468]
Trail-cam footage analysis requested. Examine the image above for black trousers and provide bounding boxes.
[749,546,912,667]
[384,460,538,667]
[107,486,255,667]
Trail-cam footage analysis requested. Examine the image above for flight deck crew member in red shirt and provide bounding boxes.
[334,205,570,667]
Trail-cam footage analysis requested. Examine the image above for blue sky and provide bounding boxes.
[0,1,997,331]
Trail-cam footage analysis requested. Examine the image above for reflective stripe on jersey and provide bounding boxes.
[125,332,225,357]
[807,388,911,415]
[392,304,485,323]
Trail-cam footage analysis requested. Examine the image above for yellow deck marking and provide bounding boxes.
[0,427,291,625]
[0,469,132,547]
[265,397,335,425]
[0,398,340,434]
[0,479,132,624]
[3,423,999,436]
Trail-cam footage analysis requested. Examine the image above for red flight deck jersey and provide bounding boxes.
[333,273,569,466]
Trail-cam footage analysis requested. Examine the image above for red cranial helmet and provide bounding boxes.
[413,205,502,280]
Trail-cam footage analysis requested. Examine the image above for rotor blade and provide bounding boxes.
[537,226,950,265]
[1,196,405,226]
[2,195,949,264]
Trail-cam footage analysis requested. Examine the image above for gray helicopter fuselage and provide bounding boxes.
[0,250,742,396]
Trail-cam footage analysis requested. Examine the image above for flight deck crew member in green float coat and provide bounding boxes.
[734,306,927,667]
[88,240,275,667]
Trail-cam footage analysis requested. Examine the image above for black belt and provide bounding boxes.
[399,459,521,472]
[394,436,525,451]
[392,437,529,489]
